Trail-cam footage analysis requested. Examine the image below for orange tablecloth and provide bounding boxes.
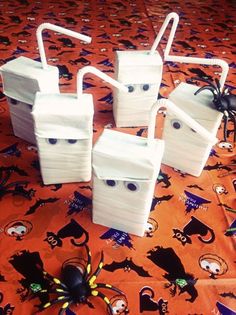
[0,0,235,314]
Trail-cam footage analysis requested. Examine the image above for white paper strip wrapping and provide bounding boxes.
[113,12,179,128]
[113,51,163,127]
[0,23,92,144]
[0,57,59,145]
[0,56,60,105]
[32,92,94,184]
[32,65,128,185]
[162,83,223,176]
[36,137,92,184]
[92,128,164,236]
[7,97,36,144]
[33,93,94,139]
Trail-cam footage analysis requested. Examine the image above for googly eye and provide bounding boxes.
[9,98,18,105]
[142,84,150,91]
[67,139,77,144]
[104,180,118,187]
[171,119,182,129]
[47,138,58,145]
[127,85,135,93]
[124,181,139,192]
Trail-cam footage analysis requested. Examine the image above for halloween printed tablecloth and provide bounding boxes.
[0,0,235,314]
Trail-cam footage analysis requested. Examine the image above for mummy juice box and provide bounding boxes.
[32,66,128,185]
[0,23,91,144]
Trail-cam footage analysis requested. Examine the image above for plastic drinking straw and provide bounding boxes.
[77,65,128,98]
[150,12,179,58]
[165,55,229,89]
[36,23,92,70]
[149,13,229,89]
[147,98,218,145]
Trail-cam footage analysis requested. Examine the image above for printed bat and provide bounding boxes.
[151,195,174,210]
[220,291,236,299]
[204,162,231,171]
[103,257,151,277]
[25,198,60,215]
[187,184,204,191]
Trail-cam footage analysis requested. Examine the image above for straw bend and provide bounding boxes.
[150,13,229,88]
[36,22,92,69]
[77,65,129,97]
[165,55,229,89]
[150,12,179,56]
[147,98,218,146]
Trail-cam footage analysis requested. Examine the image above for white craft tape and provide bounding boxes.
[0,23,91,144]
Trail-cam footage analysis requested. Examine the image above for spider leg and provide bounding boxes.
[42,271,69,291]
[228,110,236,142]
[194,85,217,99]
[88,251,104,286]
[215,78,222,94]
[84,244,92,279]
[36,295,70,313]
[39,288,70,295]
[91,283,124,295]
[58,300,73,315]
[91,290,114,315]
[223,111,229,142]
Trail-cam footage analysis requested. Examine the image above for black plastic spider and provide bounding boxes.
[0,166,35,200]
[194,78,236,142]
[33,245,128,314]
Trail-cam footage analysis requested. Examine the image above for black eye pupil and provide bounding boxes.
[68,139,77,144]
[172,122,181,129]
[143,84,149,91]
[128,85,134,92]
[127,183,137,191]
[48,138,57,144]
[106,180,116,187]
